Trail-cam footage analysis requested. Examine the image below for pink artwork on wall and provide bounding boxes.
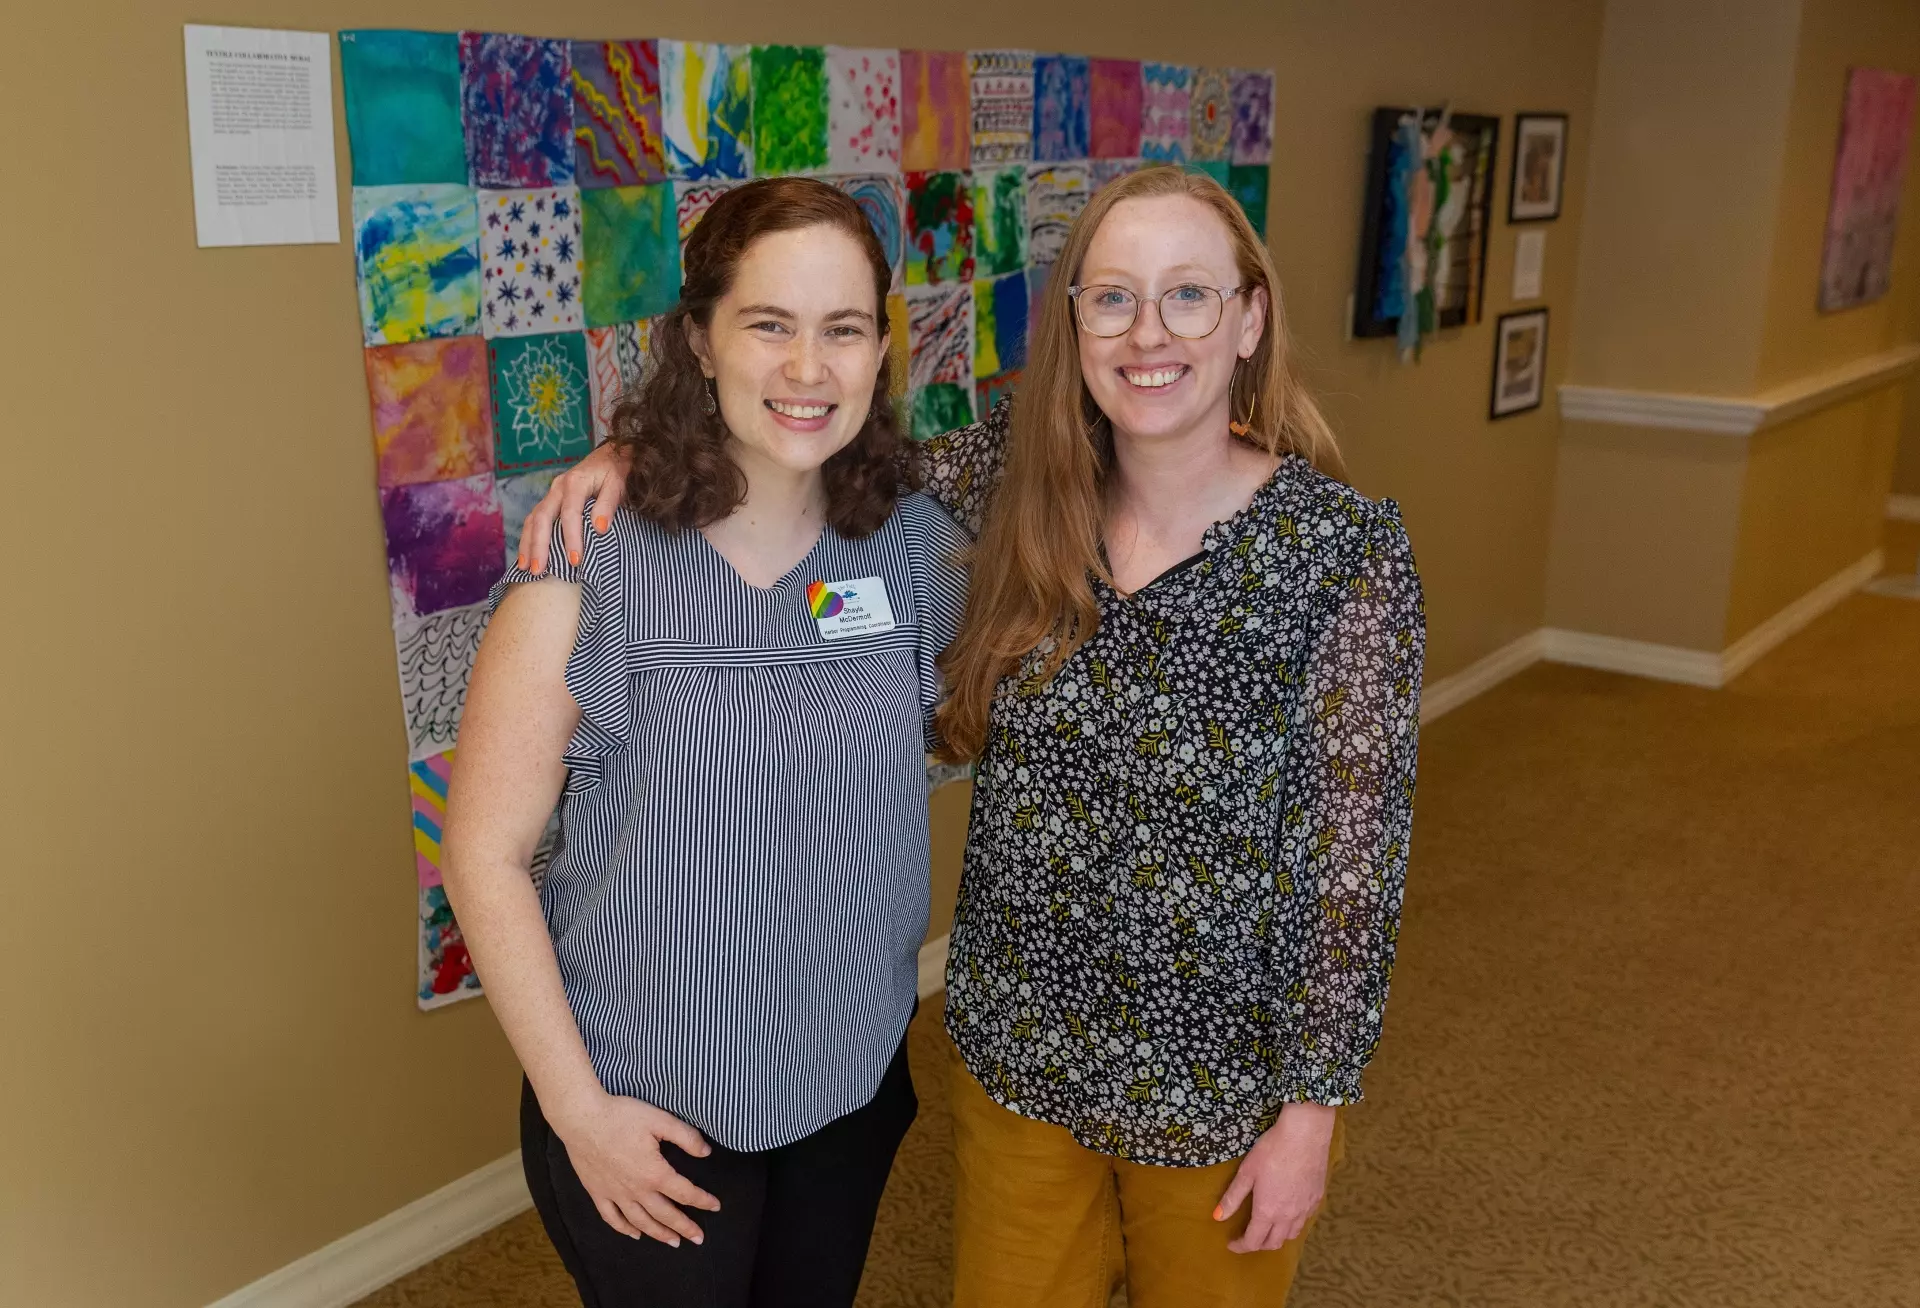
[900,50,969,171]
[1820,67,1918,312]
[1089,59,1143,160]
[828,47,901,172]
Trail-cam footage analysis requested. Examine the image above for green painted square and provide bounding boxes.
[581,184,681,326]
[488,332,595,471]
[1227,164,1270,240]
[750,45,829,174]
[911,383,974,440]
[1190,160,1231,186]
[972,167,1027,277]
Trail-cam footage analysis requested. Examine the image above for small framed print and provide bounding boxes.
[1490,308,1548,419]
[1509,113,1568,222]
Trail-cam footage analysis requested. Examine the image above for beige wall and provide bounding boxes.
[0,3,1604,1305]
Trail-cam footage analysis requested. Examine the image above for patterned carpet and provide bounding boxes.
[356,527,1920,1308]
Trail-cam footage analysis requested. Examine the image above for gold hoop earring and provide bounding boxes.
[1228,359,1256,437]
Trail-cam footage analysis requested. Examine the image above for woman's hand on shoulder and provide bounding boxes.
[549,1089,722,1245]
[1214,1101,1337,1254]
[517,442,635,575]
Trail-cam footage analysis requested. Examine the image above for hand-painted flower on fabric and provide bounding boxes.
[752,45,830,174]
[353,184,481,345]
[1033,55,1091,163]
[478,188,584,337]
[906,170,974,286]
[460,32,574,187]
[488,333,594,471]
[571,39,667,187]
[1190,67,1233,162]
[1230,70,1275,164]
[828,47,901,172]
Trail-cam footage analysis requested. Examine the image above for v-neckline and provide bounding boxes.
[697,523,831,595]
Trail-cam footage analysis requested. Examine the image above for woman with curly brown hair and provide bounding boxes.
[521,166,1424,1307]
[441,177,969,1307]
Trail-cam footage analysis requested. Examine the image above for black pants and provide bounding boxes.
[521,1035,917,1308]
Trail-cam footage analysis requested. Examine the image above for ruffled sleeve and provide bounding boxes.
[913,395,1012,539]
[485,502,630,796]
[1272,504,1425,1104]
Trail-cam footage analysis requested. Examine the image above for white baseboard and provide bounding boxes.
[206,1153,530,1308]
[1418,631,1545,723]
[1889,494,1920,523]
[918,933,950,1000]
[1718,549,1882,682]
[1540,548,1882,689]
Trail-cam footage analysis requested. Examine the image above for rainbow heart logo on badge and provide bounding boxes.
[807,581,845,618]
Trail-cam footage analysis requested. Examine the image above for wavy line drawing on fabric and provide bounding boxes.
[969,49,1034,167]
[832,173,905,292]
[661,40,752,180]
[585,319,652,443]
[364,336,494,488]
[908,281,974,436]
[751,45,830,174]
[900,49,969,171]
[828,47,901,173]
[460,31,574,187]
[1141,63,1192,162]
[394,603,488,761]
[352,184,481,346]
[1024,162,1091,269]
[674,179,739,246]
[571,39,667,187]
[1190,67,1233,162]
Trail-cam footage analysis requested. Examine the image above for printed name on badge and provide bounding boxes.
[807,577,896,640]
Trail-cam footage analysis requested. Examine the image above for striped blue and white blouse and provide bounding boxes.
[488,492,969,1151]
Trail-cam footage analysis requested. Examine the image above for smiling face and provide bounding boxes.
[688,224,886,480]
[1074,194,1266,446]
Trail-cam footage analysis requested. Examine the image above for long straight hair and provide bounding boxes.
[934,166,1342,762]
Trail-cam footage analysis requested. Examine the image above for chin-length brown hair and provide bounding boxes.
[605,176,912,539]
[934,166,1343,762]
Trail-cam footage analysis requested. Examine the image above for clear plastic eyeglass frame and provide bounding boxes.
[1065,283,1247,339]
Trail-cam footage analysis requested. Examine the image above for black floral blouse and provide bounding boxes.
[917,401,1425,1167]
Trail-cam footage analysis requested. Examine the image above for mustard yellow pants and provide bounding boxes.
[949,1041,1344,1308]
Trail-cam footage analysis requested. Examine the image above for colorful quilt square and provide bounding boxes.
[411,751,453,886]
[1230,70,1274,164]
[394,605,487,761]
[976,368,1021,417]
[460,32,573,187]
[905,170,974,286]
[581,184,680,325]
[498,469,562,561]
[662,41,752,179]
[1190,67,1233,162]
[973,167,1027,277]
[1228,163,1270,240]
[900,50,969,171]
[1025,162,1091,268]
[488,332,595,471]
[675,180,739,251]
[970,50,1034,167]
[911,383,974,440]
[365,338,494,488]
[1191,159,1231,186]
[752,45,830,174]
[832,174,906,292]
[974,272,1029,378]
[828,47,901,173]
[571,40,667,187]
[478,187,584,337]
[907,283,973,393]
[585,319,653,443]
[1089,59,1143,159]
[1141,64,1192,162]
[353,184,481,345]
[1033,55,1090,162]
[382,474,506,618]
[1091,158,1145,192]
[340,30,467,185]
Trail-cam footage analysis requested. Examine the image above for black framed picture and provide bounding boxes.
[1509,113,1568,222]
[1490,308,1549,419]
[1352,107,1501,341]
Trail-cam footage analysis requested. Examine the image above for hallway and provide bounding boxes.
[357,529,1920,1308]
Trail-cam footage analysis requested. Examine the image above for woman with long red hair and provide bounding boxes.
[520,165,1424,1306]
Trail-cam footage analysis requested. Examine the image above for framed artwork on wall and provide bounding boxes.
[1490,307,1548,419]
[1352,106,1499,354]
[1509,112,1567,222]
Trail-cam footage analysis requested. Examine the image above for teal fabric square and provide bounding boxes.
[1228,164,1270,240]
[340,31,469,185]
[488,333,594,471]
[580,184,681,326]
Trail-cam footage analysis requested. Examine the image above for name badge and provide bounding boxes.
[807,576,896,641]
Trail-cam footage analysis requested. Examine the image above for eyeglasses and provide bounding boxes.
[1066,283,1247,339]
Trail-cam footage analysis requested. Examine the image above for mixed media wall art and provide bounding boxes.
[339,29,1276,1007]
[1508,112,1567,222]
[1819,67,1916,313]
[1352,106,1498,359]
